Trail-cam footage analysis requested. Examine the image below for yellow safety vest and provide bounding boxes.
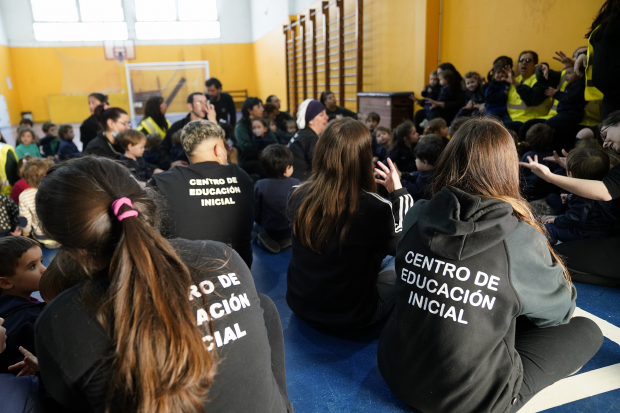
[507,74,552,122]
[581,100,602,126]
[0,143,18,195]
[585,25,604,101]
[137,117,171,138]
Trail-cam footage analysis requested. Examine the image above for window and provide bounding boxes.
[31,0,128,41]
[134,0,220,40]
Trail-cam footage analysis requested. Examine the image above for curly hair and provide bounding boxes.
[180,120,224,155]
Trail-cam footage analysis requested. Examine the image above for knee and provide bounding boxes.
[570,316,604,348]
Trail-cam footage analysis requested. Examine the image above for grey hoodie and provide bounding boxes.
[377,187,575,413]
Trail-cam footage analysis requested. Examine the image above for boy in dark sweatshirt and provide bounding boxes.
[455,72,486,119]
[414,71,441,119]
[544,67,587,127]
[485,61,512,123]
[254,144,300,254]
[0,236,46,375]
[38,122,58,157]
[519,124,555,200]
[545,148,616,245]
[401,135,444,201]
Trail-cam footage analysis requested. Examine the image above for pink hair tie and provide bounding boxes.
[111,197,139,221]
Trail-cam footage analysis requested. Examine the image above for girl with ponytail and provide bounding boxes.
[34,157,292,413]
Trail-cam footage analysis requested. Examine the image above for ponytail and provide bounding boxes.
[95,106,127,131]
[35,157,215,412]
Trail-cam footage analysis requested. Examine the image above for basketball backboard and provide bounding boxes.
[104,40,136,63]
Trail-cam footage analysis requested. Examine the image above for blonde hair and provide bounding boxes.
[181,120,224,155]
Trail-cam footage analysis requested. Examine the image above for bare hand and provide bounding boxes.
[518,154,552,179]
[205,102,217,123]
[545,88,557,97]
[153,168,164,174]
[542,149,568,169]
[561,193,568,204]
[8,347,39,377]
[427,99,443,109]
[574,54,587,76]
[10,227,22,236]
[374,158,402,193]
[504,66,516,85]
[536,63,549,80]
[544,217,555,224]
[169,160,188,169]
[465,100,475,110]
[553,50,576,71]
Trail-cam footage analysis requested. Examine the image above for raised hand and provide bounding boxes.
[205,101,217,123]
[574,54,587,76]
[375,158,402,193]
[8,347,39,377]
[536,63,549,80]
[543,149,568,169]
[553,50,575,71]
[518,154,552,179]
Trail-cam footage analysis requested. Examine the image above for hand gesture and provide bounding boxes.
[427,99,442,109]
[553,50,576,71]
[10,227,22,236]
[535,63,549,80]
[574,54,587,76]
[375,158,402,193]
[545,88,557,97]
[8,347,39,377]
[426,87,433,94]
[561,193,568,204]
[544,217,555,225]
[170,160,189,169]
[465,100,475,110]
[518,154,552,179]
[504,66,515,85]
[205,102,217,123]
[542,149,568,169]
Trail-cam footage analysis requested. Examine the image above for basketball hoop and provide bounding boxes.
[104,40,136,65]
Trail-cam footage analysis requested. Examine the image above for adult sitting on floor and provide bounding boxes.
[287,99,328,181]
[266,95,295,132]
[320,91,358,122]
[83,106,129,159]
[521,110,620,288]
[149,120,255,268]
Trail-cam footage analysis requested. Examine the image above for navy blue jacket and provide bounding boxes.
[465,86,486,104]
[254,176,300,232]
[554,193,617,237]
[388,143,417,173]
[520,150,554,193]
[421,84,441,114]
[484,81,510,115]
[118,155,158,182]
[552,81,587,122]
[0,295,45,375]
[57,140,81,160]
[39,135,58,157]
[401,170,433,201]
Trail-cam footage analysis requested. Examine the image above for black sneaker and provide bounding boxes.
[257,232,281,254]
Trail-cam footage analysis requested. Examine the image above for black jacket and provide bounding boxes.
[325,106,358,122]
[79,115,101,147]
[287,188,414,329]
[485,81,511,115]
[254,176,300,232]
[39,135,58,157]
[591,21,620,101]
[401,170,433,201]
[288,127,319,181]
[378,187,575,413]
[553,81,587,121]
[160,113,192,170]
[118,155,158,182]
[554,193,617,237]
[516,68,551,107]
[275,111,294,132]
[208,92,237,127]
[388,143,417,173]
[0,295,45,375]
[83,132,122,159]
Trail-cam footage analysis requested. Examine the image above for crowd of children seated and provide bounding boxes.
[0,2,619,409]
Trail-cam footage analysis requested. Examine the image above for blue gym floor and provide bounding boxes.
[40,243,620,413]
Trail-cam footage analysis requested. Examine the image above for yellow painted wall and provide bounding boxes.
[8,43,257,123]
[254,27,288,109]
[440,0,604,77]
[0,45,22,125]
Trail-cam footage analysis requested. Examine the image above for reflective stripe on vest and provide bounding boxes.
[139,118,170,138]
[507,74,552,122]
[585,25,604,101]
[0,143,17,195]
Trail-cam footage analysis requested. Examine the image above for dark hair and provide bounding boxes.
[205,77,222,89]
[172,130,182,145]
[291,118,376,251]
[94,106,127,131]
[320,91,334,106]
[605,148,620,166]
[58,124,73,140]
[19,118,33,127]
[566,148,610,180]
[448,117,470,136]
[187,92,203,104]
[391,120,416,150]
[219,121,234,142]
[519,50,539,64]
[89,93,109,105]
[525,123,554,151]
[488,56,513,82]
[119,129,146,150]
[366,112,380,123]
[145,133,161,152]
[375,125,391,135]
[143,96,168,131]
[266,95,277,103]
[438,63,463,86]
[260,144,293,178]
[22,158,53,188]
[414,136,444,166]
[42,122,56,133]
[252,117,269,129]
[464,71,481,80]
[575,137,603,150]
[263,103,278,116]
[16,127,38,146]
[241,97,262,120]
[39,248,86,302]
[426,118,447,134]
[35,157,216,411]
[438,69,456,86]
[0,236,40,280]
[587,0,620,40]
[600,110,620,131]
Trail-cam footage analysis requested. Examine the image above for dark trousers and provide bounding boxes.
[518,118,584,152]
[511,316,603,411]
[554,235,620,287]
[546,193,566,215]
[601,99,620,120]
[257,293,291,406]
[544,223,592,245]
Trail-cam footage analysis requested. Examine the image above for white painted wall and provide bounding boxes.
[0,0,253,46]
[250,0,288,41]
[0,5,8,46]
[288,0,318,15]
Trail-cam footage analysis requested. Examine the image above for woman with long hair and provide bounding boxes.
[378,117,602,413]
[287,117,414,330]
[33,157,292,412]
[80,93,109,148]
[83,106,130,159]
[138,96,171,138]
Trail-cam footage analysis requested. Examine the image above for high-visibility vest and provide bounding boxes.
[581,100,602,126]
[507,74,552,122]
[137,117,171,138]
[0,143,17,195]
[585,25,604,102]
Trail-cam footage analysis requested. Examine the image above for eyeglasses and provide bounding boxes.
[116,120,131,127]
[601,125,611,138]
[518,58,533,63]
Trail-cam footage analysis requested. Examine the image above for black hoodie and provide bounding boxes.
[288,127,318,181]
[377,187,575,413]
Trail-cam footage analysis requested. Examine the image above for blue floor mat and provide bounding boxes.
[250,242,620,413]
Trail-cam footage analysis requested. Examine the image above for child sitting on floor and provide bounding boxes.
[143,133,161,166]
[455,72,486,119]
[424,118,450,146]
[118,130,162,184]
[57,124,81,160]
[544,67,587,127]
[15,128,40,160]
[0,182,20,238]
[366,112,380,138]
[520,124,555,200]
[374,126,392,162]
[415,71,441,120]
[39,122,58,157]
[9,156,33,205]
[0,236,46,375]
[400,135,444,201]
[254,144,300,254]
[485,61,511,123]
[544,148,616,245]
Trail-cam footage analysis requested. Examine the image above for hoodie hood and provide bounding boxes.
[417,187,518,260]
[0,295,43,319]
